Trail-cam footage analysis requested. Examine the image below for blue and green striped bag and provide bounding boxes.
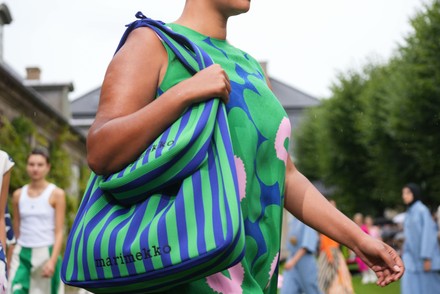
[61,13,245,293]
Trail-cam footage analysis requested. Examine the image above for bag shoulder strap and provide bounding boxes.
[115,12,212,75]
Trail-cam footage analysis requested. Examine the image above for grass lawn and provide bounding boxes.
[278,266,400,294]
[351,273,400,294]
[276,274,400,294]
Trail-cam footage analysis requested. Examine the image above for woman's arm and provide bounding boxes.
[42,188,66,278]
[284,157,403,286]
[0,170,11,249]
[284,158,362,248]
[283,248,307,270]
[420,206,437,272]
[11,189,20,242]
[87,27,231,175]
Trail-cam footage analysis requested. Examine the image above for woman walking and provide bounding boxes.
[318,200,354,294]
[9,149,65,294]
[401,183,440,294]
[83,0,404,292]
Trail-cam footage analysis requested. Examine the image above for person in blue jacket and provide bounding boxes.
[281,215,322,294]
[401,183,440,294]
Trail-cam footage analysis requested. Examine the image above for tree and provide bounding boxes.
[293,105,326,180]
[294,0,440,214]
[357,64,413,208]
[386,0,440,206]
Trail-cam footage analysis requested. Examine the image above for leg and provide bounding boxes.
[419,271,440,294]
[280,268,302,294]
[401,271,422,294]
[297,256,322,294]
[8,245,31,294]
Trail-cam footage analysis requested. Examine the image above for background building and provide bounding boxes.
[0,3,87,198]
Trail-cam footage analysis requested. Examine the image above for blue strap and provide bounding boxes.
[115,12,213,75]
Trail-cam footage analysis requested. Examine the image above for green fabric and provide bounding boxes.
[11,246,31,294]
[159,23,291,294]
[10,246,62,294]
[49,247,61,294]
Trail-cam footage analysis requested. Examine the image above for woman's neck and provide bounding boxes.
[29,179,49,189]
[407,198,419,208]
[174,2,228,40]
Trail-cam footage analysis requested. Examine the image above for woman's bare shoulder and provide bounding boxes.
[93,27,168,121]
[116,26,167,61]
[52,186,66,198]
[12,188,22,202]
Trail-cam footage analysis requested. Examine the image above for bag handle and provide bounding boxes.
[98,12,228,205]
[115,12,213,75]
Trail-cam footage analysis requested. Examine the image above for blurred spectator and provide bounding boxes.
[352,213,377,284]
[9,149,66,294]
[4,206,16,273]
[0,150,14,294]
[436,205,440,241]
[365,215,382,241]
[401,183,440,294]
[317,200,353,294]
[281,215,322,294]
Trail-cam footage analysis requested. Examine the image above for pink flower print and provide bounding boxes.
[274,118,291,165]
[266,252,279,289]
[234,156,246,202]
[206,262,245,294]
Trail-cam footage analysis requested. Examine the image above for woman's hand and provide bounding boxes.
[176,64,231,106]
[42,259,55,278]
[352,235,404,287]
[283,248,307,271]
[283,157,404,287]
[283,258,296,271]
[423,259,432,272]
[87,27,231,175]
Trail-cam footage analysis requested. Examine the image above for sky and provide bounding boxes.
[2,0,429,100]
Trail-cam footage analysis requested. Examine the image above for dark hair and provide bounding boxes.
[404,182,422,202]
[28,148,50,164]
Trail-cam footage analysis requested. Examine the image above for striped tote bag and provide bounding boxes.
[61,13,245,293]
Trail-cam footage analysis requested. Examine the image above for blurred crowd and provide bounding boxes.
[280,187,440,294]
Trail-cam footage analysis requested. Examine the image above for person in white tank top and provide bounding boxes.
[9,148,66,294]
[0,150,14,294]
